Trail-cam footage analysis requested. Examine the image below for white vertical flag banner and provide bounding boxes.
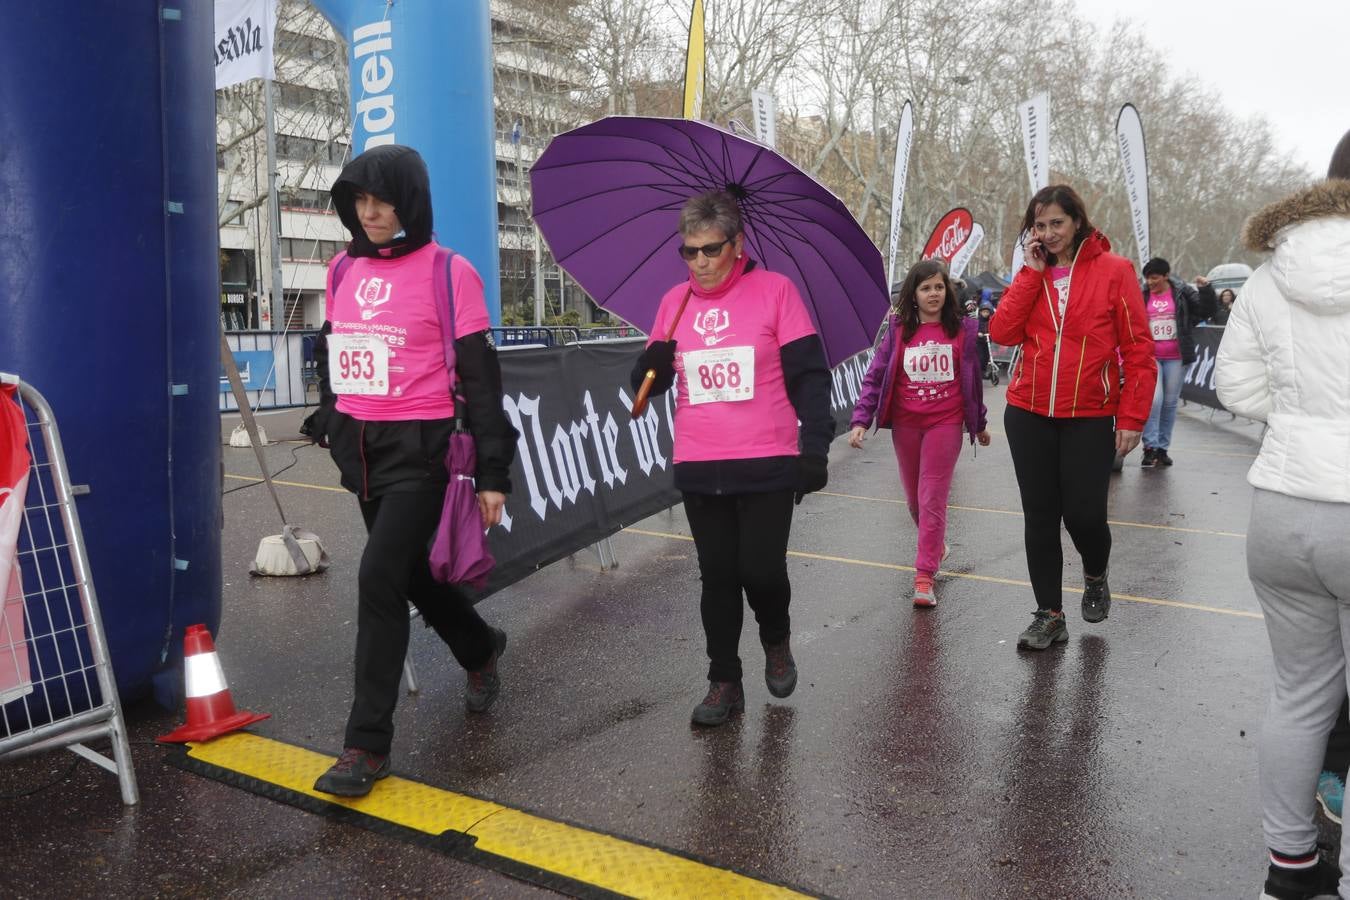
[949,223,985,280]
[1017,92,1050,193]
[1011,92,1049,277]
[750,90,777,148]
[886,100,915,287]
[215,0,277,90]
[1116,103,1151,268]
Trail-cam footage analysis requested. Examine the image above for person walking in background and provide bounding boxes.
[631,189,834,727]
[1139,258,1212,467]
[1319,700,1348,827]
[847,259,990,608]
[1211,288,1237,325]
[989,184,1155,651]
[1215,128,1350,900]
[302,145,519,797]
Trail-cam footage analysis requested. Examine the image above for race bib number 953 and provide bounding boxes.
[682,346,755,405]
[328,334,390,395]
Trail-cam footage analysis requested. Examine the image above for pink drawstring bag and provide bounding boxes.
[426,248,494,589]
[428,429,494,588]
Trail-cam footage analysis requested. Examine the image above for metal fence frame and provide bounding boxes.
[0,374,138,805]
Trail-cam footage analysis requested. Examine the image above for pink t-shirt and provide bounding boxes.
[328,243,491,421]
[891,322,963,428]
[1050,265,1072,320]
[649,266,817,464]
[1147,288,1182,360]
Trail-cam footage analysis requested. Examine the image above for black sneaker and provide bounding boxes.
[763,638,798,698]
[691,681,745,727]
[465,627,507,713]
[1261,854,1340,899]
[1082,570,1111,623]
[1017,610,1068,650]
[1155,449,1174,467]
[313,747,390,797]
[1140,447,1157,468]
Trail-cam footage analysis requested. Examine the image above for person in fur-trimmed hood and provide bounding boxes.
[1216,130,1350,900]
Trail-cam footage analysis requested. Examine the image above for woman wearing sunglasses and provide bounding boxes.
[630,189,834,727]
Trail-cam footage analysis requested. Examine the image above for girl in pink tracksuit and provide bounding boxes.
[849,259,990,607]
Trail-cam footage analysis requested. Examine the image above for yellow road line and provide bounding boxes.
[224,473,348,494]
[185,733,809,899]
[818,491,1246,538]
[621,527,1262,621]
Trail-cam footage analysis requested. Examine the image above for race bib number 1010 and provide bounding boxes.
[904,342,955,384]
[682,346,755,405]
[329,333,390,395]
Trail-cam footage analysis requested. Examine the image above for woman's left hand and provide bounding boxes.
[1115,429,1141,455]
[976,430,991,446]
[478,490,506,529]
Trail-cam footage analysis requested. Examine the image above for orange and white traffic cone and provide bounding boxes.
[156,624,269,743]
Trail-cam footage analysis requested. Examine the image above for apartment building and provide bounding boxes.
[217,0,592,333]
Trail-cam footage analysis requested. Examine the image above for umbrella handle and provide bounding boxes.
[631,287,693,420]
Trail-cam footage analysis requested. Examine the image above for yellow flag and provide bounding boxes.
[682,0,705,119]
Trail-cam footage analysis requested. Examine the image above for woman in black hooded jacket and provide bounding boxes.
[302,145,518,797]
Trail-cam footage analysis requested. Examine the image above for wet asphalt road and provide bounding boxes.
[2,384,1320,898]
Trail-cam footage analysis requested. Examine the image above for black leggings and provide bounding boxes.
[1004,405,1115,612]
[683,490,796,683]
[345,490,495,755]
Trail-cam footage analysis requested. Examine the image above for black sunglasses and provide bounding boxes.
[677,239,731,260]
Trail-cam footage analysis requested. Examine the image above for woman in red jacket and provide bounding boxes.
[989,185,1155,650]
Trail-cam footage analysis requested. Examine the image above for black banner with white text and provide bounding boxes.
[482,340,874,597]
[1181,326,1226,411]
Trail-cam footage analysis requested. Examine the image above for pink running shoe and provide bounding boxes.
[913,574,937,608]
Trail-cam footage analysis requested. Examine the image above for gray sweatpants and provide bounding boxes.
[1249,489,1350,888]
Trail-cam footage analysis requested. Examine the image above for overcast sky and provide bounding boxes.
[1068,0,1349,174]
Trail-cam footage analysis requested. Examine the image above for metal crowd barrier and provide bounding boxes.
[0,374,138,805]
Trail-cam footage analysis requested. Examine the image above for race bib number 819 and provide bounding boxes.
[682,346,755,405]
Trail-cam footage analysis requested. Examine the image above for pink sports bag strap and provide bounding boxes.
[325,250,354,321]
[430,245,462,405]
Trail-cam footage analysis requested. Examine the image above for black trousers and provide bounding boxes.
[1004,405,1115,612]
[683,490,796,683]
[345,490,494,755]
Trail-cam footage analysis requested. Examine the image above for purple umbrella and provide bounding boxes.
[530,116,889,368]
[428,431,494,589]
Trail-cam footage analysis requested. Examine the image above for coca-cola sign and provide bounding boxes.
[921,207,974,265]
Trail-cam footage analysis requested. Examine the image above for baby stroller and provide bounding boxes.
[977,332,1000,385]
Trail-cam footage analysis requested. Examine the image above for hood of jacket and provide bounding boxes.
[1242,179,1350,315]
[331,145,434,259]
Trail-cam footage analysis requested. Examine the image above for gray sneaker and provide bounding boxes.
[763,638,798,698]
[465,627,507,713]
[1081,570,1111,623]
[691,681,745,727]
[1017,610,1068,650]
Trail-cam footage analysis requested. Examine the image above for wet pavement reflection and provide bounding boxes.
[1,394,1309,898]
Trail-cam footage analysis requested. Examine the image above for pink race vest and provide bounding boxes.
[650,267,817,464]
[327,244,491,421]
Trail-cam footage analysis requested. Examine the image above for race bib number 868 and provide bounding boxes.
[682,346,755,405]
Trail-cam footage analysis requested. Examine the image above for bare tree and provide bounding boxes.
[215,0,349,230]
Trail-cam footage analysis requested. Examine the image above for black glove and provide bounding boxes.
[631,340,678,395]
[299,404,332,448]
[642,339,677,371]
[794,454,828,505]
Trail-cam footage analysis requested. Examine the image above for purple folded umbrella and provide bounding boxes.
[531,116,889,368]
[429,431,494,589]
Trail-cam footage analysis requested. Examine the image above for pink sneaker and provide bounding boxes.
[913,574,937,608]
